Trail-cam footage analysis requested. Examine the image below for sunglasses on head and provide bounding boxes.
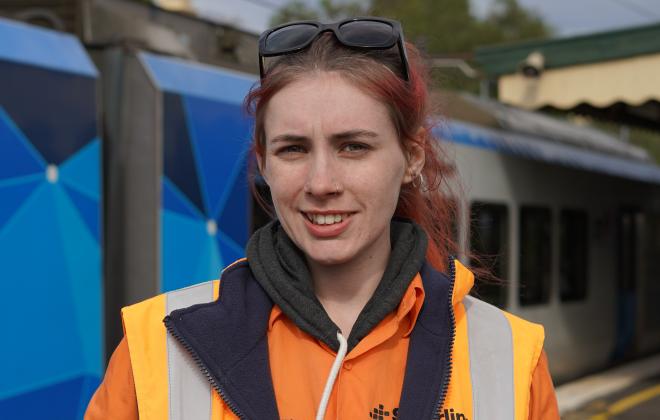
[258,17,410,81]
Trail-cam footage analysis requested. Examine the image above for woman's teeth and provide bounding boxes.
[308,213,348,225]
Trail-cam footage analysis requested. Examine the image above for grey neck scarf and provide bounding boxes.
[246,218,428,352]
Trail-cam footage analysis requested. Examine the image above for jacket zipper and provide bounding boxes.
[431,257,457,420]
[164,316,247,419]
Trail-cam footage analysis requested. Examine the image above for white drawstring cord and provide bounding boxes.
[315,331,348,420]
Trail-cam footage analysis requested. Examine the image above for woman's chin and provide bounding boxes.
[303,245,355,267]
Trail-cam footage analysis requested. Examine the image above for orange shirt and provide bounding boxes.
[267,275,425,419]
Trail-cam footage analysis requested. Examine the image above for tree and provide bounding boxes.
[370,0,480,54]
[272,0,551,52]
[475,0,552,46]
[270,0,553,92]
[270,0,368,26]
[370,0,552,54]
[270,1,320,25]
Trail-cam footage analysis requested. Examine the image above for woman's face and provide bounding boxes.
[260,71,423,267]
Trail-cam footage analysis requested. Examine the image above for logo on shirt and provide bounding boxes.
[439,408,468,420]
[368,404,398,420]
[368,405,468,420]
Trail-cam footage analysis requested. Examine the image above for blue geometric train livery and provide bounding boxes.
[140,52,256,292]
[0,18,101,419]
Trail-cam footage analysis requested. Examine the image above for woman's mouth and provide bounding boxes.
[304,212,349,225]
[302,211,353,237]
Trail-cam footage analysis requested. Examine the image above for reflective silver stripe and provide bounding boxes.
[166,281,215,420]
[463,295,515,420]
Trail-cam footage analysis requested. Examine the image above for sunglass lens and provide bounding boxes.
[338,21,395,47]
[265,24,318,53]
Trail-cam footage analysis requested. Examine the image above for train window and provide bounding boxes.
[469,202,508,308]
[519,206,552,306]
[560,209,588,302]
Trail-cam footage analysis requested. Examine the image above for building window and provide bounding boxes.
[519,206,552,305]
[560,209,588,302]
[470,202,509,308]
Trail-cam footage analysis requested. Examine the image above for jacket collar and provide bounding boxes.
[166,258,464,420]
[452,258,474,307]
[396,261,454,419]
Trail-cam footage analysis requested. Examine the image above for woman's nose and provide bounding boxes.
[303,153,342,197]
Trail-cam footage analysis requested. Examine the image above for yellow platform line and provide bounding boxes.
[590,384,660,419]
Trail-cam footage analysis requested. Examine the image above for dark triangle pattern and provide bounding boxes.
[0,60,97,165]
[162,177,202,220]
[0,374,100,420]
[183,96,252,218]
[217,153,250,247]
[0,107,44,180]
[61,183,100,243]
[163,93,206,215]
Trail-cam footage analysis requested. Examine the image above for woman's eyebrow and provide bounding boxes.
[330,129,378,141]
[269,134,308,144]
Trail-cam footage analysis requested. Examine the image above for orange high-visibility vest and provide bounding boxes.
[120,259,544,420]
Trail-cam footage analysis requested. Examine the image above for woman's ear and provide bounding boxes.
[403,128,426,184]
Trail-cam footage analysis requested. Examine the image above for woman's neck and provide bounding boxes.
[307,236,391,337]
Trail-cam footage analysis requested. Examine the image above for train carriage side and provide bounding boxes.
[99,48,257,359]
[437,112,660,382]
[0,17,102,418]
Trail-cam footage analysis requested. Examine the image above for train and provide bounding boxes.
[1,2,659,418]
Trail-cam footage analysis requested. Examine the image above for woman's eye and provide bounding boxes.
[278,145,306,154]
[342,143,369,153]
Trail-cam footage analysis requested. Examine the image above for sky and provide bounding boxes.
[192,0,660,38]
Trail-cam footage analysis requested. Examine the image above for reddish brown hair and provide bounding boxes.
[245,34,459,271]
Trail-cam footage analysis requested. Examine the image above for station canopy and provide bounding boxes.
[474,23,660,130]
[437,92,660,185]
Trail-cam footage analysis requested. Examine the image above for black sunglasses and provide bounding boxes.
[258,17,410,81]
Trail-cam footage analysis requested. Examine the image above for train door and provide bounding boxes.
[613,208,643,360]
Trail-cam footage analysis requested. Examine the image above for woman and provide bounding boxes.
[86,17,558,419]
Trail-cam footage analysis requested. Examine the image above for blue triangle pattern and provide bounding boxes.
[61,183,100,243]
[163,177,202,220]
[0,184,85,396]
[163,94,206,214]
[161,210,210,292]
[0,177,41,231]
[217,234,244,267]
[60,138,100,200]
[53,185,102,376]
[183,96,252,219]
[0,106,44,181]
[194,234,222,282]
[0,374,100,420]
[217,154,249,247]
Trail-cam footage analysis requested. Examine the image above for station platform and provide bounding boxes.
[558,354,660,419]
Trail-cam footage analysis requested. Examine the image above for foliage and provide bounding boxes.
[476,0,552,45]
[270,0,553,93]
[270,0,368,26]
[270,1,322,25]
[370,0,481,54]
[271,0,552,53]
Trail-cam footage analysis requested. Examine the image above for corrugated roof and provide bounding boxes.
[436,119,660,185]
[442,92,650,162]
[474,22,660,76]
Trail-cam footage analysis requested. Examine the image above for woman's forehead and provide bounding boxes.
[264,72,394,137]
